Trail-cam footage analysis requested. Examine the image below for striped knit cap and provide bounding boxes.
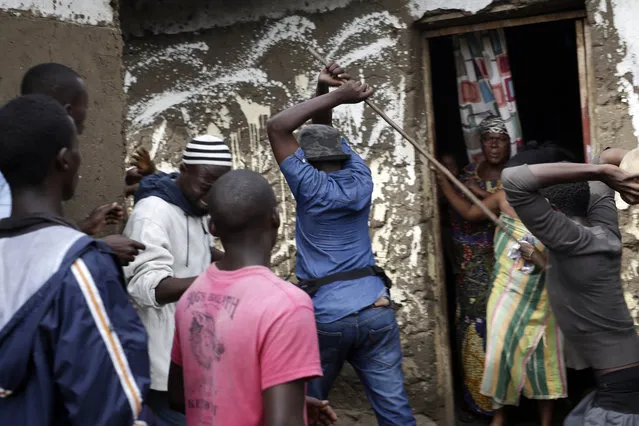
[182,135,232,167]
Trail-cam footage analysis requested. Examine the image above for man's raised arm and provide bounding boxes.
[522,162,639,201]
[266,80,373,165]
[312,61,350,126]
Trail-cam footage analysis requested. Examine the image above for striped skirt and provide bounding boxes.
[480,213,567,407]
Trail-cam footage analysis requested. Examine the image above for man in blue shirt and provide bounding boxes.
[266,63,415,425]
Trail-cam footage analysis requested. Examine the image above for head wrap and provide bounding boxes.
[478,115,508,136]
[182,135,232,167]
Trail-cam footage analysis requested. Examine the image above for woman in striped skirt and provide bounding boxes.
[481,210,566,426]
[437,145,574,426]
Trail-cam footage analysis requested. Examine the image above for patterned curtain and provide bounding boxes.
[453,29,522,163]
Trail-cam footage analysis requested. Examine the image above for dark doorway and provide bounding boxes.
[505,19,584,160]
[430,19,584,165]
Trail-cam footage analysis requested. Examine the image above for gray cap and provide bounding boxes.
[298,124,350,162]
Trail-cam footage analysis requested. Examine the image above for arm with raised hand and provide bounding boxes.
[266,80,374,165]
[503,161,639,252]
[524,162,639,202]
[437,172,502,222]
[312,61,350,126]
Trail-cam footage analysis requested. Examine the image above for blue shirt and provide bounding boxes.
[280,139,386,323]
[0,172,11,219]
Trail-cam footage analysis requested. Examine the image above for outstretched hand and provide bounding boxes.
[130,147,156,176]
[602,165,639,205]
[305,396,337,426]
[79,202,124,236]
[318,61,351,87]
[101,235,146,266]
[335,80,374,104]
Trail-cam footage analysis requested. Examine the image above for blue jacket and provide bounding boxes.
[0,215,151,425]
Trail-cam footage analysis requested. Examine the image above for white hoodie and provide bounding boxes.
[123,195,212,391]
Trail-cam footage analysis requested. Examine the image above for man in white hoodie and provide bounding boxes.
[124,135,231,425]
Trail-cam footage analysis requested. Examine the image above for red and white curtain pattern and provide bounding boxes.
[453,28,523,163]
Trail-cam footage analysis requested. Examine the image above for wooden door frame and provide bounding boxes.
[421,9,594,157]
[420,9,594,424]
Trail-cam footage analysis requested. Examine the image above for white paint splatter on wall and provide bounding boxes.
[0,0,113,25]
[125,11,425,317]
[408,0,495,19]
[596,0,639,141]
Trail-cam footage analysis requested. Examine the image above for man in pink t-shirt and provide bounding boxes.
[168,169,328,426]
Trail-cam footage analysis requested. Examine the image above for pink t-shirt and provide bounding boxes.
[171,264,322,426]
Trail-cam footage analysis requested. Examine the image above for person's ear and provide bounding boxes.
[179,163,187,173]
[208,217,218,237]
[272,206,281,230]
[64,103,73,116]
[56,147,71,172]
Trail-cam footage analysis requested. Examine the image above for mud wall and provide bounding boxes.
[0,0,125,226]
[121,1,445,424]
[588,0,639,327]
[121,0,639,424]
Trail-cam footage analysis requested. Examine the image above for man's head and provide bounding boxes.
[21,63,88,134]
[207,169,280,250]
[478,115,511,166]
[440,152,459,177]
[177,135,232,216]
[299,124,349,173]
[0,94,80,202]
[540,182,590,220]
[505,144,587,219]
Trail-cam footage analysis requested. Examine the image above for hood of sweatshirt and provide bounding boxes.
[134,172,198,216]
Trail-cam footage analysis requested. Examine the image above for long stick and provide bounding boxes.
[307,47,516,240]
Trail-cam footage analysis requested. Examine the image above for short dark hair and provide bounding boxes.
[20,63,84,105]
[0,94,76,190]
[207,169,276,234]
[540,182,590,218]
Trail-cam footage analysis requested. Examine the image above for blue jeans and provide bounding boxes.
[307,305,415,426]
[146,390,186,426]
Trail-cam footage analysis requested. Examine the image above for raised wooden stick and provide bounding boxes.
[307,47,516,240]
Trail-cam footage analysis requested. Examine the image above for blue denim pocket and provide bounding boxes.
[357,307,403,370]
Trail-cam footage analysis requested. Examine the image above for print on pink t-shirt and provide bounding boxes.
[172,264,322,426]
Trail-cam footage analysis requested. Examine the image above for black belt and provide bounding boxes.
[298,265,392,297]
